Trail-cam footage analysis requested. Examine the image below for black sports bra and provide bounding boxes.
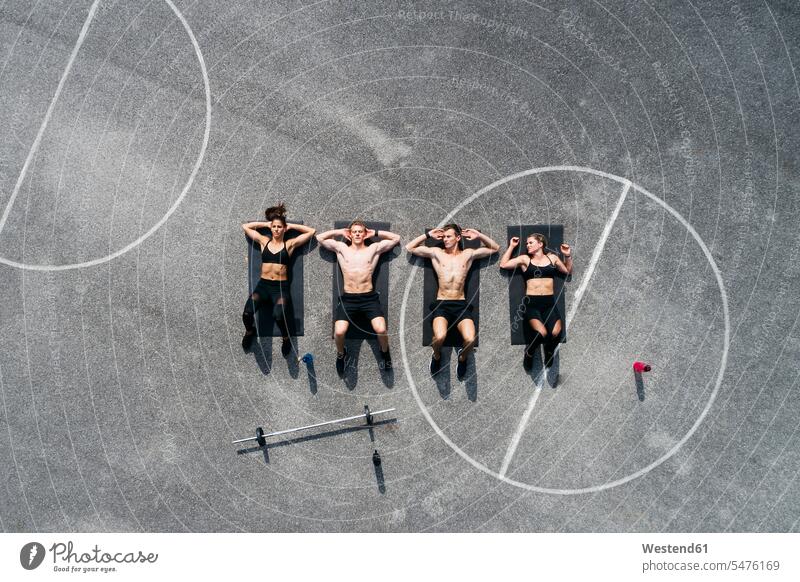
[262,241,289,265]
[523,256,558,280]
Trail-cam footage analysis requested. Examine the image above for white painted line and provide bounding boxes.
[566,180,631,325]
[402,166,728,495]
[498,180,631,477]
[0,0,102,236]
[499,378,544,476]
[0,0,212,272]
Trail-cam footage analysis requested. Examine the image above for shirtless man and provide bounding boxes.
[317,221,401,375]
[406,224,499,379]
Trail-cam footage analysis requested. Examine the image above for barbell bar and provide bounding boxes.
[233,405,396,446]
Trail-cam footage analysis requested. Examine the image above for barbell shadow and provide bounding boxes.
[235,417,398,456]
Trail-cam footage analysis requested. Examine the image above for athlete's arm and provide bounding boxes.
[316,229,348,253]
[285,223,317,254]
[405,232,437,258]
[242,221,269,245]
[464,229,500,260]
[499,237,527,270]
[368,229,401,255]
[551,243,573,275]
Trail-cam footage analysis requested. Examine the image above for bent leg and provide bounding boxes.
[243,292,262,334]
[544,319,562,354]
[273,297,290,339]
[457,319,477,361]
[370,316,389,352]
[526,318,548,355]
[333,319,349,355]
[431,316,448,359]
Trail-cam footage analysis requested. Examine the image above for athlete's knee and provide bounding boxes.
[243,297,255,316]
[273,302,287,322]
[461,330,476,344]
[530,327,547,344]
[242,299,256,329]
[372,320,387,335]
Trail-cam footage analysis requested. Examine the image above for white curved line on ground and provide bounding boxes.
[0,0,211,272]
[399,165,730,495]
[0,0,102,236]
[498,180,631,476]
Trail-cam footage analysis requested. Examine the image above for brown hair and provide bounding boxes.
[527,233,548,250]
[442,223,462,237]
[348,220,367,230]
[265,203,287,224]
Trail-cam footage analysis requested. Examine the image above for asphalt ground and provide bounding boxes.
[0,0,799,532]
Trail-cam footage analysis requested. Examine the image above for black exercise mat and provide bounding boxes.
[245,222,305,336]
[330,221,392,340]
[422,231,483,347]
[506,225,567,345]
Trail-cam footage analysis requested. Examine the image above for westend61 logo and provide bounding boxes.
[20,542,46,570]
[20,541,158,573]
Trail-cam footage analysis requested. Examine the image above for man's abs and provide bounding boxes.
[338,251,376,293]
[435,261,469,300]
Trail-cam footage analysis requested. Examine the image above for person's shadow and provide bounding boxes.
[547,349,560,388]
[432,348,453,400]
[525,345,545,385]
[464,352,479,401]
[251,338,272,375]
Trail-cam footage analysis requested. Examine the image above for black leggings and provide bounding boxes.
[524,295,562,354]
[242,279,291,337]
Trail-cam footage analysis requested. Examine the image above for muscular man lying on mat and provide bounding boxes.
[317,221,401,375]
[406,224,499,380]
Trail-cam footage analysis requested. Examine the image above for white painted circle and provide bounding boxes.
[398,165,730,495]
[0,0,211,272]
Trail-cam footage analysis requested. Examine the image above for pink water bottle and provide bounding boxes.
[633,361,651,373]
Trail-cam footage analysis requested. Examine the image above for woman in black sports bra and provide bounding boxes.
[241,203,316,355]
[500,233,573,370]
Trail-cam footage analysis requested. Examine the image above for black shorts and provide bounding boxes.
[430,299,474,326]
[253,278,289,304]
[335,291,384,322]
[524,295,561,329]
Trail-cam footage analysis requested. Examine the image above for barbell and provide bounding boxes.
[233,405,395,446]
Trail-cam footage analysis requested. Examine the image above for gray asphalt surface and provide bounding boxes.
[0,0,799,532]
